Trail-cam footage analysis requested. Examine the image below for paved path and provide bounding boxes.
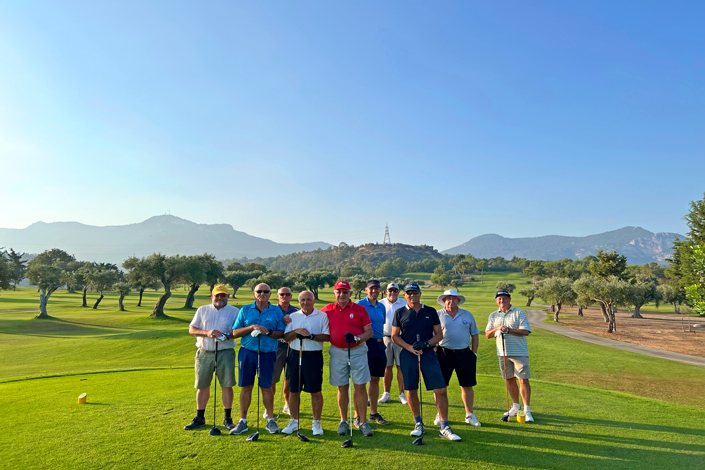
[526,308,705,368]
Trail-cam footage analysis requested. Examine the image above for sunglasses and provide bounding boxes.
[256,290,271,294]
[279,293,292,297]
[388,289,399,293]
[405,291,420,295]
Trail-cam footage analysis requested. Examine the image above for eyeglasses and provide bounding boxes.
[279,293,292,297]
[256,290,271,294]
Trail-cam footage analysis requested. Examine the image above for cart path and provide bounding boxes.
[526,308,705,368]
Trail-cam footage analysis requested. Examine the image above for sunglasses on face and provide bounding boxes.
[405,291,420,295]
[256,290,271,294]
[388,289,399,293]
[279,293,292,296]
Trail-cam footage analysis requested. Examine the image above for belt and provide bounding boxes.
[440,346,470,352]
[384,335,392,338]
[369,338,383,343]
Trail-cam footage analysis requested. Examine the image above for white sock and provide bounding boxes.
[240,419,247,424]
[512,403,521,409]
[524,405,531,412]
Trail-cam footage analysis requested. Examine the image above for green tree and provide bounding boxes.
[495,281,516,293]
[224,270,262,299]
[342,266,365,278]
[350,275,367,299]
[26,249,76,319]
[573,275,629,333]
[449,279,462,290]
[0,254,11,291]
[114,282,131,311]
[431,272,451,289]
[2,248,27,290]
[535,277,576,322]
[86,263,121,309]
[476,260,487,283]
[143,253,183,318]
[519,287,536,307]
[589,249,628,280]
[123,256,161,307]
[203,255,225,294]
[288,269,337,300]
[624,274,659,318]
[684,245,705,316]
[180,255,208,309]
[656,284,685,314]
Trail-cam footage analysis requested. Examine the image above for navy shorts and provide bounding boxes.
[399,348,446,391]
[286,350,324,394]
[366,338,387,378]
[437,347,477,387]
[238,347,276,389]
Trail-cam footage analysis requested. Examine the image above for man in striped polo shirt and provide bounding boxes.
[485,289,534,423]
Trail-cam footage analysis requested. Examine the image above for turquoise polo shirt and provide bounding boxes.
[356,297,386,339]
[234,302,286,353]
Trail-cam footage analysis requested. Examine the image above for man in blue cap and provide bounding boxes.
[392,283,461,441]
[485,289,533,423]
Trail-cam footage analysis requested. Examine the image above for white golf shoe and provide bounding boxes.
[465,413,481,427]
[525,410,534,423]
[281,419,298,435]
[439,426,461,441]
[433,413,441,426]
[378,392,391,403]
[399,393,408,405]
[282,403,290,415]
[503,404,520,418]
[312,420,323,435]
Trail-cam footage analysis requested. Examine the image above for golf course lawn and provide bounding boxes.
[2,273,704,469]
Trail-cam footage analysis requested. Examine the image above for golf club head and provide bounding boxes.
[412,436,424,446]
[340,439,353,448]
[297,432,309,442]
[209,426,221,436]
[500,415,509,422]
[246,431,260,442]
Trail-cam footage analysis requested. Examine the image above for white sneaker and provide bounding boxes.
[465,413,481,427]
[439,426,461,441]
[410,422,425,437]
[399,393,408,405]
[281,419,298,435]
[525,410,534,423]
[433,413,441,426]
[282,403,290,415]
[503,404,520,418]
[312,420,323,435]
[378,392,391,403]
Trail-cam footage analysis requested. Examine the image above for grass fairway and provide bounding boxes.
[2,274,705,469]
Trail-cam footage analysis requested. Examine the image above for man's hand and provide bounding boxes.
[295,328,311,337]
[283,316,293,325]
[252,325,269,335]
[296,333,306,340]
[344,332,356,344]
[208,329,224,338]
[412,340,427,351]
[494,330,503,338]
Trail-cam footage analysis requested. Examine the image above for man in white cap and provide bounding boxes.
[378,282,407,405]
[435,289,481,427]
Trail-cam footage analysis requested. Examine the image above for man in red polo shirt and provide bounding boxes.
[321,280,374,438]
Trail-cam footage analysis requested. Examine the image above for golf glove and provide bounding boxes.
[251,329,261,337]
[344,332,356,344]
[494,330,503,338]
[412,340,428,351]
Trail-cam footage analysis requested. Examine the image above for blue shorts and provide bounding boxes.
[366,338,387,378]
[238,347,276,389]
[400,348,446,391]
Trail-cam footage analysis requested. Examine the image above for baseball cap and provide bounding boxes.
[404,282,422,293]
[334,280,351,291]
[366,279,381,288]
[495,290,511,298]
[386,282,399,290]
[212,285,229,296]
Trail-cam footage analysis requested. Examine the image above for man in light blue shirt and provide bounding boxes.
[485,290,533,423]
[230,283,286,435]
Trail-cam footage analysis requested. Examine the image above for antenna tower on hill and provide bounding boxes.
[383,224,391,245]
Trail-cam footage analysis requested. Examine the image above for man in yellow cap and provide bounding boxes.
[184,285,240,431]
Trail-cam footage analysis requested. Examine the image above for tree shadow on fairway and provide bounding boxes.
[0,317,136,337]
[536,413,705,439]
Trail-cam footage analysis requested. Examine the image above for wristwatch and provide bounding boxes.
[354,336,360,343]
[264,329,272,337]
[308,334,316,340]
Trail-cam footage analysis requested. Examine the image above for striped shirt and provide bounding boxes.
[485,306,531,357]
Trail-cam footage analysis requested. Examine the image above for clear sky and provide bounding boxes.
[1,1,703,251]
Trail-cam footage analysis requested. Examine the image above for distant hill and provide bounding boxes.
[0,215,332,265]
[249,243,444,273]
[443,227,682,264]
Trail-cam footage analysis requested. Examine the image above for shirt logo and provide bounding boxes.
[350,313,354,319]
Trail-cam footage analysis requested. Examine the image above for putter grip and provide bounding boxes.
[417,334,420,342]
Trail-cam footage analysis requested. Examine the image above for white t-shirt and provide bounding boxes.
[284,308,330,351]
[189,303,239,350]
[379,297,408,336]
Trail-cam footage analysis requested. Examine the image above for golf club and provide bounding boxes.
[246,335,261,442]
[412,334,424,446]
[500,332,511,422]
[209,340,222,436]
[340,341,353,448]
[274,344,290,422]
[296,337,309,442]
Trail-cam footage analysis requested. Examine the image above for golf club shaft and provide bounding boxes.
[416,334,422,425]
[502,333,509,419]
[348,343,353,445]
[257,334,261,434]
[214,341,218,427]
[298,340,303,432]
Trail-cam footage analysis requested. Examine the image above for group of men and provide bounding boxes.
[184,279,534,442]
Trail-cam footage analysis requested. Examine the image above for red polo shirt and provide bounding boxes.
[321,301,371,349]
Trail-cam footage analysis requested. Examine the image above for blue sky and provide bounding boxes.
[1,1,703,251]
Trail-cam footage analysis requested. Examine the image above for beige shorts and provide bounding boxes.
[329,344,371,386]
[195,348,236,389]
[383,335,402,367]
[498,355,531,380]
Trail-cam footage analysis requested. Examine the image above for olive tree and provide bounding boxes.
[26,249,75,318]
[535,277,576,322]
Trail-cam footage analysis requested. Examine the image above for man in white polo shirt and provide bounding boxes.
[485,289,533,423]
[281,291,331,436]
[379,282,407,405]
[184,284,240,431]
[435,289,481,427]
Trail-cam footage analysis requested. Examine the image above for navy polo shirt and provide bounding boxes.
[393,304,440,345]
[356,297,386,339]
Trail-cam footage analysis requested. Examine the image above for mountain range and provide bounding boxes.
[0,215,332,265]
[442,226,682,264]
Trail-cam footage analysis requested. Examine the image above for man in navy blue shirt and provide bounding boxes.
[355,280,390,426]
[392,283,461,442]
[230,283,286,436]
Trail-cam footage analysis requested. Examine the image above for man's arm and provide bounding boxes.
[391,325,414,354]
[429,323,443,347]
[471,334,479,354]
[189,325,225,339]
[358,323,373,343]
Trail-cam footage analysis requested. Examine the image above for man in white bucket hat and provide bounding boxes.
[434,289,481,427]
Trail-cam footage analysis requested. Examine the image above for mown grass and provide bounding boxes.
[2,273,705,469]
